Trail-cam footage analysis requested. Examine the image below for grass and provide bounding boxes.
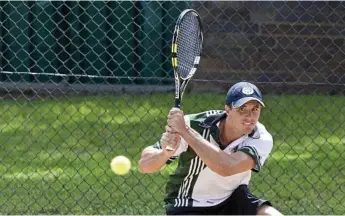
[0,93,344,214]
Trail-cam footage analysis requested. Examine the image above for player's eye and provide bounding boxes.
[238,107,245,112]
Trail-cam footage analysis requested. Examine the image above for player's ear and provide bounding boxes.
[224,104,231,113]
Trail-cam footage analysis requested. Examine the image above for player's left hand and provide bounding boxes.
[167,108,187,135]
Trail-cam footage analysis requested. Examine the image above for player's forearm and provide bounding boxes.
[180,127,233,176]
[138,149,170,173]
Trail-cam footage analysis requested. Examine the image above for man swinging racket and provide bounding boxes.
[139,82,283,215]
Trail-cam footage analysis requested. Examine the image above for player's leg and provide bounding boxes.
[257,204,284,216]
[165,206,213,215]
[217,184,280,215]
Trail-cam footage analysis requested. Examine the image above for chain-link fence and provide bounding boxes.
[1,1,345,214]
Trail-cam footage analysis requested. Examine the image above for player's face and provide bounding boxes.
[225,100,262,134]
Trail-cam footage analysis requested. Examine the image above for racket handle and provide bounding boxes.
[165,146,175,151]
[171,107,180,111]
[167,107,180,151]
[174,98,181,109]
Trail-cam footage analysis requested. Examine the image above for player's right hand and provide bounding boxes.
[160,131,181,157]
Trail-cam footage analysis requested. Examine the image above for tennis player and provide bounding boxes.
[138,81,283,215]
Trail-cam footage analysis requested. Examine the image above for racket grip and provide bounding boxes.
[174,98,181,109]
[165,146,175,151]
[171,107,180,111]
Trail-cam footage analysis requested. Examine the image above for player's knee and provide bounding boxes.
[257,204,283,216]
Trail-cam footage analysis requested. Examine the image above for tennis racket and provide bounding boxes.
[171,9,203,109]
[165,9,203,152]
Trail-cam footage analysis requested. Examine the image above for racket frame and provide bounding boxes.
[171,9,203,109]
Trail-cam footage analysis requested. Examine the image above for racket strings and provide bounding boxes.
[177,13,201,80]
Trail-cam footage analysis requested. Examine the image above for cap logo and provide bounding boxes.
[242,87,254,95]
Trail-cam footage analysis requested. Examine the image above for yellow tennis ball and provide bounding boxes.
[110,156,131,175]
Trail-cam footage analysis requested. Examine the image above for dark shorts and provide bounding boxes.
[166,185,272,215]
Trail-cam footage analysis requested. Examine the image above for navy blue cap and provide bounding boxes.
[226,82,265,108]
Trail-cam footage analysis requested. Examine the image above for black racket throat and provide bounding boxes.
[174,79,189,108]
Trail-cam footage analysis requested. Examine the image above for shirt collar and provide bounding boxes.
[199,111,259,139]
[199,112,227,128]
